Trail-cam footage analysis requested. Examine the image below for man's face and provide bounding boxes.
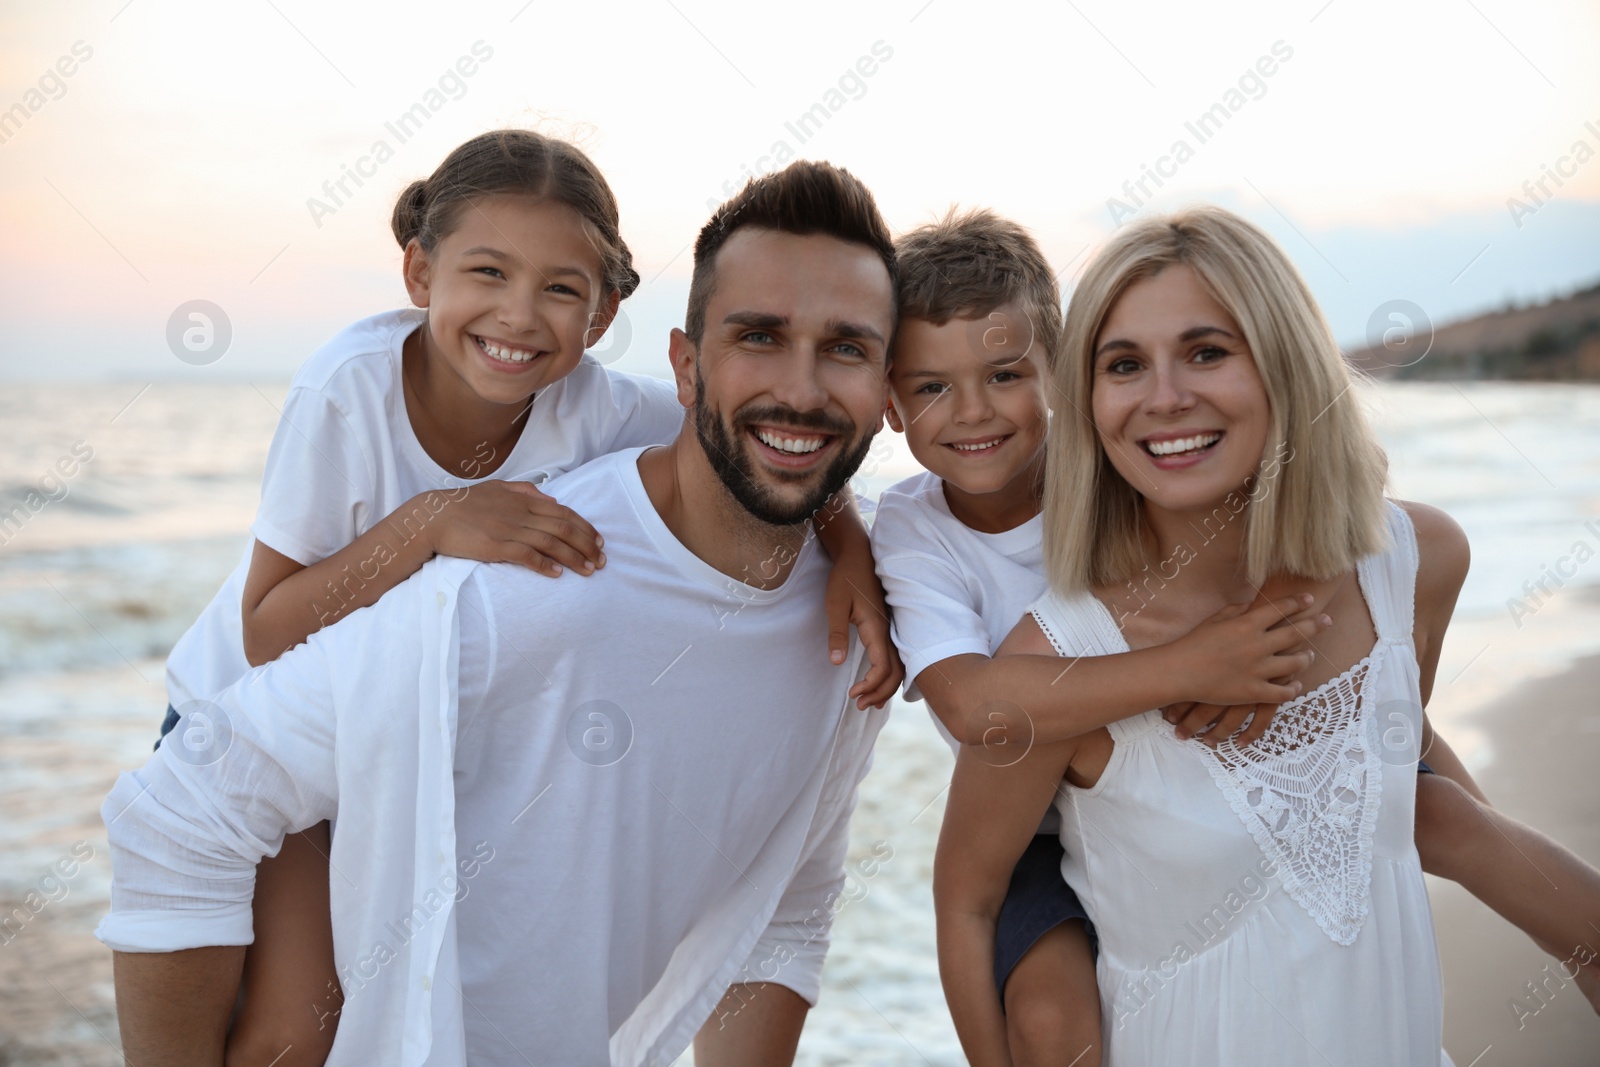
[672,228,894,525]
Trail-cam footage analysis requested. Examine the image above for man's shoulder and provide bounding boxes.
[469,450,651,604]
[532,446,644,502]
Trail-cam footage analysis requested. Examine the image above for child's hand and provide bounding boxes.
[1163,699,1273,749]
[823,545,903,710]
[1165,593,1331,745]
[422,481,604,577]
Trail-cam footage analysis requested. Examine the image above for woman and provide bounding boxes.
[935,206,1459,1065]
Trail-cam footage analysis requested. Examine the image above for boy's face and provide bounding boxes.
[886,305,1050,505]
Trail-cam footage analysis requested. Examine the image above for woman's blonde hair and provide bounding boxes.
[1043,205,1388,594]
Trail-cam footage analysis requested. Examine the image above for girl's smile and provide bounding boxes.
[404,194,615,410]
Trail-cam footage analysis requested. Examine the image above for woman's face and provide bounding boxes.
[1090,264,1271,515]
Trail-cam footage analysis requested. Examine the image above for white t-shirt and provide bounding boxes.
[100,448,886,1067]
[872,470,1046,750]
[164,308,685,710]
[871,471,1054,835]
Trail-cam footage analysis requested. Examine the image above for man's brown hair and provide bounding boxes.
[894,208,1062,368]
[685,160,897,344]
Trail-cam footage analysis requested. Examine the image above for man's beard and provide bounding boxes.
[692,367,875,526]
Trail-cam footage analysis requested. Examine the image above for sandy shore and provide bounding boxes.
[0,665,144,1066]
[1431,650,1600,1065]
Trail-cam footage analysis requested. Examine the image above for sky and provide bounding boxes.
[1,0,1598,382]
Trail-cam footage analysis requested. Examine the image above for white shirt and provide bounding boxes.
[164,308,685,710]
[99,449,886,1066]
[870,470,1046,752]
[1035,503,1448,1064]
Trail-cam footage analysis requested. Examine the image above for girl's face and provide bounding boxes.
[403,195,616,407]
[1090,264,1271,515]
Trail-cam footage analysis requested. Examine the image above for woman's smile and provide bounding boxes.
[1092,265,1270,514]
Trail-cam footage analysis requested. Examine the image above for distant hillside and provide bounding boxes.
[1345,281,1600,381]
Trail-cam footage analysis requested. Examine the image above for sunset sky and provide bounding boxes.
[2,0,1597,382]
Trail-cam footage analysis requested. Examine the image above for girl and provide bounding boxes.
[937,206,1466,1064]
[157,129,899,1065]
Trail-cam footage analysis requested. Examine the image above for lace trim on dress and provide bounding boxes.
[1031,599,1163,744]
[1199,652,1385,946]
[1030,605,1069,659]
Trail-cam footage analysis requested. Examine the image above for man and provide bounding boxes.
[98,160,897,1066]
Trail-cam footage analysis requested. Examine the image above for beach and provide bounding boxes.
[1,379,1598,1063]
[1426,637,1600,1067]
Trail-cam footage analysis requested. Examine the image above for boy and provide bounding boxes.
[872,209,1599,1064]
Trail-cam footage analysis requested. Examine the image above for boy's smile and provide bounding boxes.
[887,306,1050,533]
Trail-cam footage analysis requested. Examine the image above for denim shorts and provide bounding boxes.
[994,833,1096,996]
[153,704,179,751]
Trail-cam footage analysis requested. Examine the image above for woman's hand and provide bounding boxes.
[423,481,605,577]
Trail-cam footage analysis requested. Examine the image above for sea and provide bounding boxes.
[1,380,1598,1064]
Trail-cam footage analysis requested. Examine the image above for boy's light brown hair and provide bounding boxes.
[893,207,1063,369]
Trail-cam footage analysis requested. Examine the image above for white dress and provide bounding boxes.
[1032,502,1452,1066]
